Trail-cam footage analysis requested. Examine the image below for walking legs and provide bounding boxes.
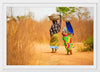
[52,48,55,53]
[52,48,57,53]
[55,49,57,53]
[70,50,72,55]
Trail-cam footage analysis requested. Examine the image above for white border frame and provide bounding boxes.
[2,3,96,71]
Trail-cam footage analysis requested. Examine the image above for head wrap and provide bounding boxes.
[66,21,74,35]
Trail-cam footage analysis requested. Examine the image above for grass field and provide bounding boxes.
[7,17,93,65]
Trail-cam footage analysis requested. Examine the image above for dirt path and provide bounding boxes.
[29,43,93,65]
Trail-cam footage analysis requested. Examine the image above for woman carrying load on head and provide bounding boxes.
[62,15,74,55]
[49,14,62,53]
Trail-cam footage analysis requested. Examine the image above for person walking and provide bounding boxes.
[62,15,74,55]
[49,14,62,53]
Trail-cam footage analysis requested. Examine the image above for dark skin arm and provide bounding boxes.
[62,31,73,36]
[62,32,65,36]
[58,14,62,29]
[60,14,62,24]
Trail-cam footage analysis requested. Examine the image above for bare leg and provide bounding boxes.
[66,48,69,55]
[70,50,72,55]
[55,49,57,53]
[52,48,55,53]
[67,52,69,55]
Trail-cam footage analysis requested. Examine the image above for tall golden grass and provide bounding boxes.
[7,17,93,65]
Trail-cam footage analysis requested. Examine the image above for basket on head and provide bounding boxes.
[63,15,73,22]
[48,14,60,21]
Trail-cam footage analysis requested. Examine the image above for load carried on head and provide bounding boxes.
[63,15,73,22]
[48,14,60,20]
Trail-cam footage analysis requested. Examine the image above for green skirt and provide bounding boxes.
[50,33,59,49]
[62,34,73,52]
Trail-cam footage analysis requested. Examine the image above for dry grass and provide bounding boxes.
[7,17,93,65]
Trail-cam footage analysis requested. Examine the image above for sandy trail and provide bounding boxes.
[29,43,93,65]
